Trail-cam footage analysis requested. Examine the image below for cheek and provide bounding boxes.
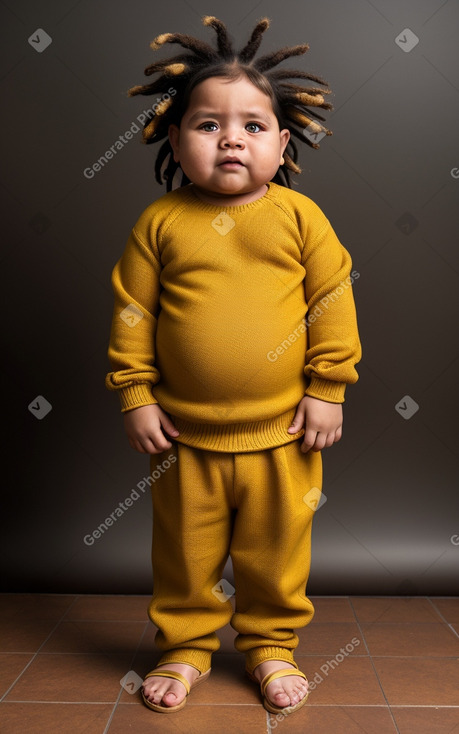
[184,137,210,161]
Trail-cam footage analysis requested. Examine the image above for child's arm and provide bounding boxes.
[288,214,361,452]
[105,222,180,452]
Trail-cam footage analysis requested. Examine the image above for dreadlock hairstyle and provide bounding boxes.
[128,16,333,191]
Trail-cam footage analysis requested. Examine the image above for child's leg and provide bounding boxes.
[147,442,235,674]
[229,440,322,674]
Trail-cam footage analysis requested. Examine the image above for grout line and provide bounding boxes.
[1,700,119,705]
[0,596,81,703]
[1,700,459,707]
[348,600,400,734]
[424,598,458,627]
[102,620,150,734]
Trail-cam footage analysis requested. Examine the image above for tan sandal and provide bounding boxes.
[246,664,309,715]
[141,663,211,713]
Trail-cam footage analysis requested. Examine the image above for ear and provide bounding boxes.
[279,128,290,165]
[168,124,180,163]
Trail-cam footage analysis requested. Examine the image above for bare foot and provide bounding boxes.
[252,660,309,710]
[142,662,201,708]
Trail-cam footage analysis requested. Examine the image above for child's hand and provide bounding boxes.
[123,404,180,454]
[287,395,343,453]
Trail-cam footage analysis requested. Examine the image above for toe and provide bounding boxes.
[162,690,179,706]
[267,677,308,709]
[142,679,186,708]
[273,690,290,705]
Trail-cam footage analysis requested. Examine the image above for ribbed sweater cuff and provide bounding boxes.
[305,377,346,403]
[118,384,158,412]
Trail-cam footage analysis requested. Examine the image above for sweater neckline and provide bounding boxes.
[182,181,278,213]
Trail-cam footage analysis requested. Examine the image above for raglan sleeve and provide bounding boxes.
[301,209,362,403]
[105,219,162,412]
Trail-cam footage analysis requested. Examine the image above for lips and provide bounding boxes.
[219,157,244,166]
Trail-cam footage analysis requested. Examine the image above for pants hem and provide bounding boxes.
[153,648,213,674]
[244,646,298,676]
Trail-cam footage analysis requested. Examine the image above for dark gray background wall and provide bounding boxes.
[2,0,458,594]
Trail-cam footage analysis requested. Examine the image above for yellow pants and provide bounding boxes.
[148,438,322,676]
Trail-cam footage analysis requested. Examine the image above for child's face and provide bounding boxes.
[168,75,290,205]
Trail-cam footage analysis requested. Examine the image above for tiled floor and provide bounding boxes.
[1,595,458,733]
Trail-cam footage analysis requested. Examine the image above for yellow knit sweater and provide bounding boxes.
[105,181,361,452]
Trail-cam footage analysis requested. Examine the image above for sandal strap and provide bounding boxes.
[143,669,191,694]
[260,668,307,698]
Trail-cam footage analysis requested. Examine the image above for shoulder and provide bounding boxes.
[268,182,331,240]
[131,185,194,237]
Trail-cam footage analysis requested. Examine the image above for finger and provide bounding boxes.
[131,435,167,454]
[146,434,173,454]
[161,415,180,436]
[301,428,317,452]
[287,408,305,433]
[311,432,327,451]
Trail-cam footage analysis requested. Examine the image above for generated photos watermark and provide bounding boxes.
[83,88,176,179]
[120,670,144,694]
[267,270,360,363]
[395,395,419,420]
[83,454,176,546]
[268,636,361,727]
[212,578,236,602]
[28,395,52,420]
[303,486,327,511]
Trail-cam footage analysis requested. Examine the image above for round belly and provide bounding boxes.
[155,301,307,404]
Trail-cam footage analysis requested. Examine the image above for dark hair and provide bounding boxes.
[128,16,333,191]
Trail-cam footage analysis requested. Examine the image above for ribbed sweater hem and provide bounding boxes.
[172,408,304,453]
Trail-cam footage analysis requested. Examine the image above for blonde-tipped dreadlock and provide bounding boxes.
[128,16,333,190]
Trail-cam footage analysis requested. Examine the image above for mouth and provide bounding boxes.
[219,158,244,167]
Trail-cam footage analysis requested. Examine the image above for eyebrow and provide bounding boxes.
[188,110,272,124]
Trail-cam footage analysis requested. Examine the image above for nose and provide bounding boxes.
[220,128,244,149]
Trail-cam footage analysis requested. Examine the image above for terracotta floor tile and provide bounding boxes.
[308,596,356,622]
[63,595,150,621]
[294,655,386,705]
[110,702,268,733]
[268,705,398,733]
[135,619,157,650]
[351,596,444,623]
[2,594,457,726]
[0,653,33,697]
[296,622,363,656]
[41,620,146,654]
[360,622,459,656]
[4,653,132,703]
[391,706,459,733]
[0,594,76,621]
[373,657,459,705]
[431,597,459,624]
[0,619,57,653]
[0,702,113,734]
